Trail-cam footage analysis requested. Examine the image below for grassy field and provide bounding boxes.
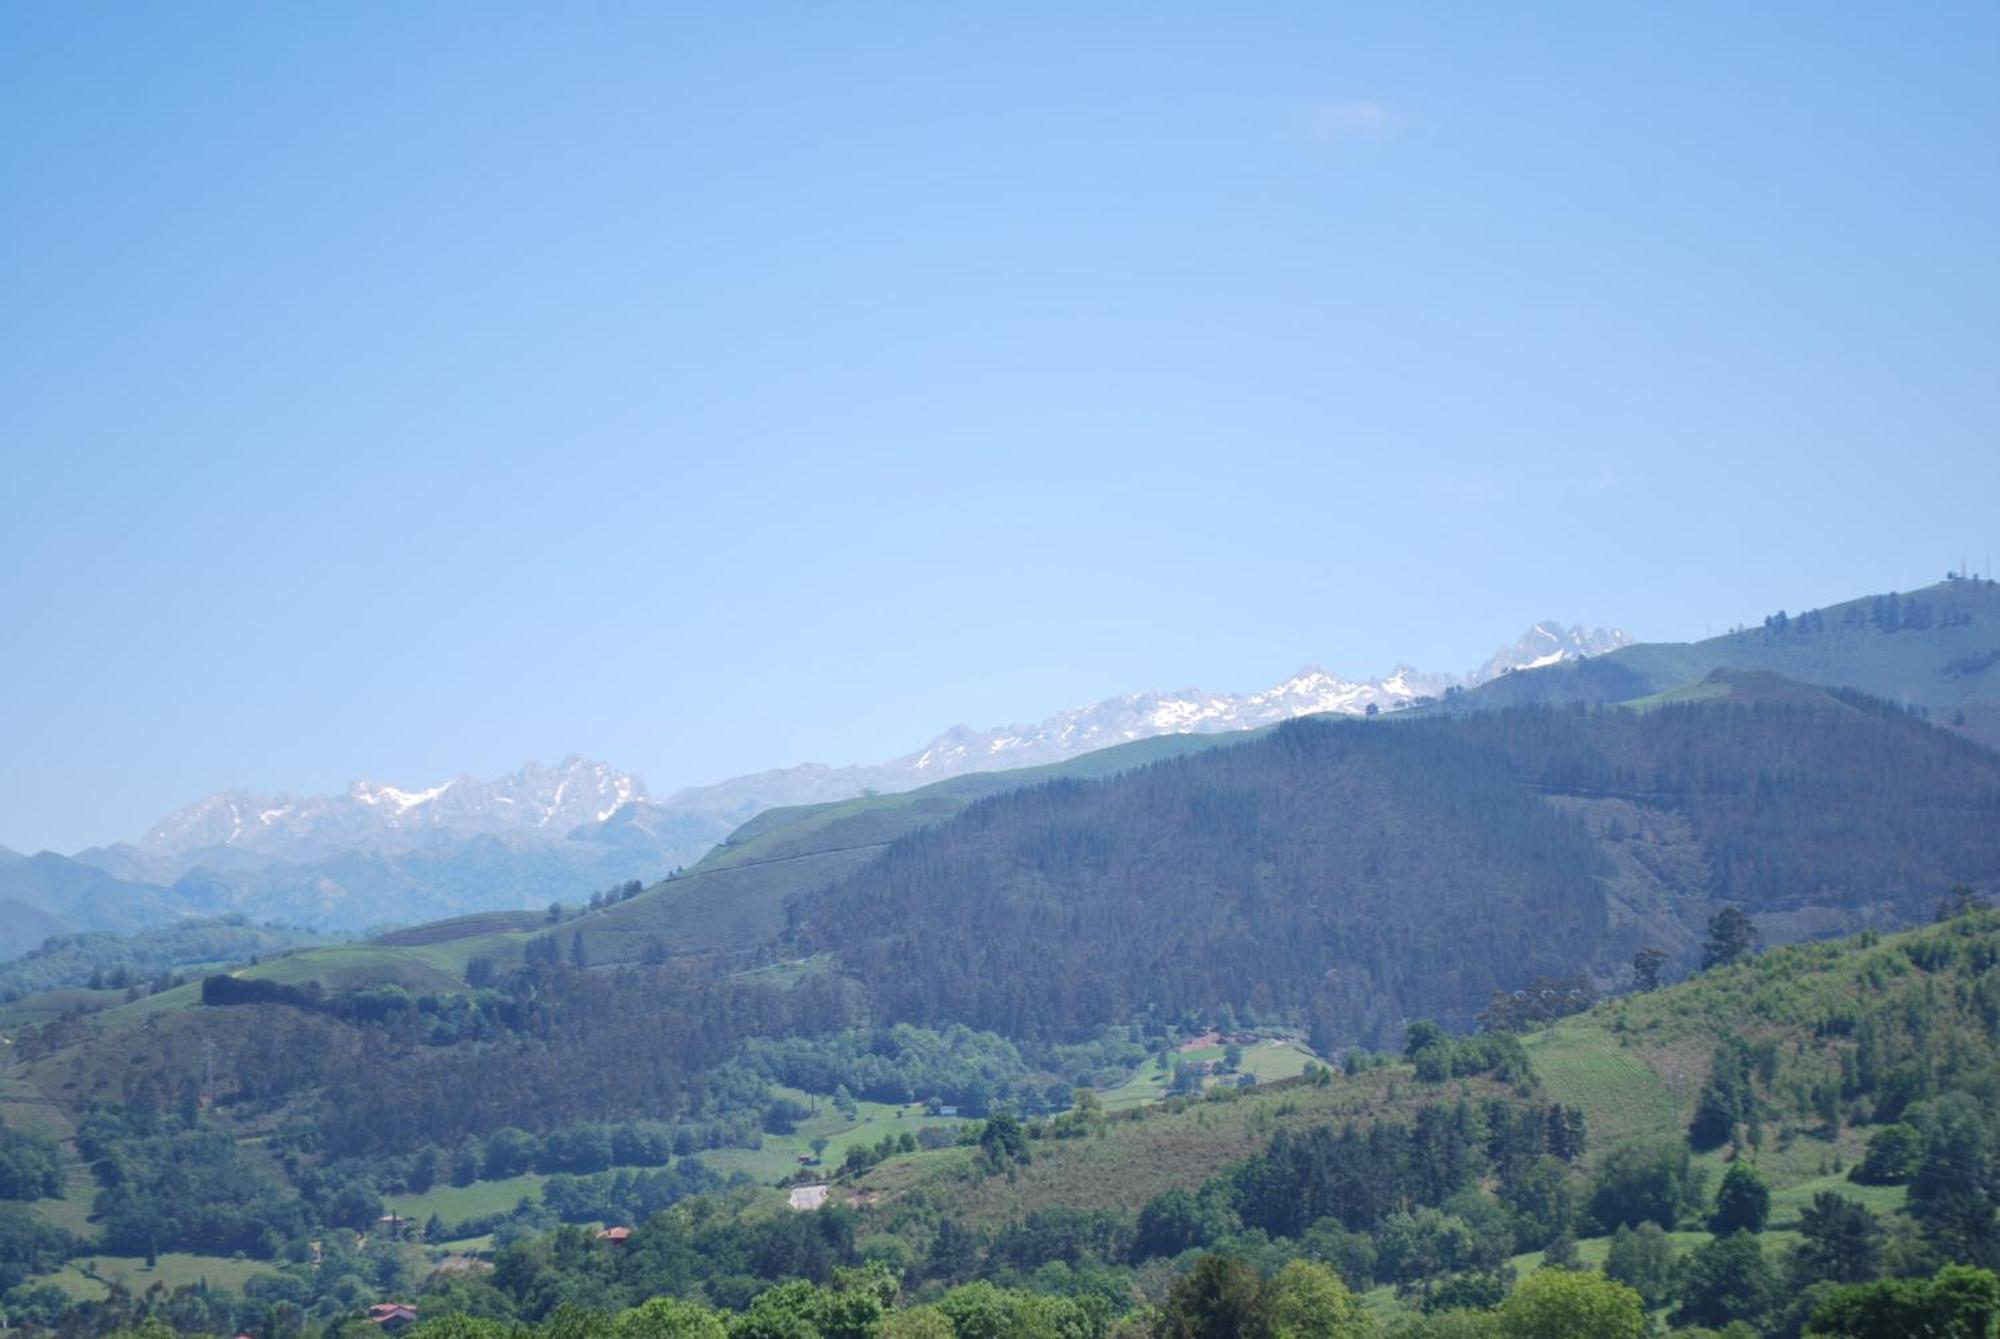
[435,1233,496,1254]
[96,980,205,1022]
[372,912,547,948]
[28,1165,99,1237]
[1768,1171,1907,1226]
[0,1070,78,1141]
[580,848,881,961]
[36,1252,279,1302]
[1100,1063,1171,1111]
[855,1068,1527,1228]
[0,988,122,1031]
[1236,1039,1318,1083]
[696,1093,970,1186]
[386,1174,551,1224]
[79,940,496,1012]
[237,945,466,993]
[1099,1039,1318,1113]
[1523,1020,1688,1151]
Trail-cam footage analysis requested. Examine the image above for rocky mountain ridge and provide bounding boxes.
[6,621,1627,949]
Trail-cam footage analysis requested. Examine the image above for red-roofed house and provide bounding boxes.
[367,1304,419,1331]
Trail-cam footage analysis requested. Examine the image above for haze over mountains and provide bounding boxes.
[657,619,1630,822]
[566,577,2000,987]
[8,578,1996,961]
[0,622,1626,956]
[135,757,648,862]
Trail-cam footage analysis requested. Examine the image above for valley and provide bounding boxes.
[0,578,1995,1339]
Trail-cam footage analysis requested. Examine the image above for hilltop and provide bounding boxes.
[793,672,2000,1044]
[1447,577,2000,749]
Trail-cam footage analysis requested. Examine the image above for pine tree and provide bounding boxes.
[1710,1162,1770,1234]
[1702,907,1759,970]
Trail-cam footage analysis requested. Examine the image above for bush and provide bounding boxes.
[1589,1141,1696,1232]
[1848,1123,1924,1185]
[763,1097,811,1136]
[1807,1264,2000,1337]
[1496,1268,1645,1339]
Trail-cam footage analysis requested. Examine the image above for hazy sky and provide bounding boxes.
[4,3,1997,852]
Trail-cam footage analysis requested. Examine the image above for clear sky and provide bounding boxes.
[3,3,1997,853]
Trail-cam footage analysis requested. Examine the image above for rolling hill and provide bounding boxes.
[818,906,2000,1328]
[793,673,2000,1046]
[1446,577,2000,749]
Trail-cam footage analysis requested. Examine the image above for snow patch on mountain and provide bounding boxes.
[871,622,1625,789]
[141,756,652,861]
[1470,621,1631,685]
[115,619,1631,930]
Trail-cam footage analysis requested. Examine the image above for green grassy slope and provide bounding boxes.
[1458,578,2000,747]
[36,1252,280,1303]
[853,1063,1505,1227]
[844,909,1997,1247]
[234,945,466,993]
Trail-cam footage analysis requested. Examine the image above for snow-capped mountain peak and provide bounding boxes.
[890,662,1450,784]
[874,624,1624,788]
[350,779,457,811]
[140,756,649,859]
[124,620,1631,918]
[1470,621,1631,684]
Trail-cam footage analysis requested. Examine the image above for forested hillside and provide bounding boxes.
[16,905,1996,1338]
[571,731,1247,964]
[798,677,2000,1045]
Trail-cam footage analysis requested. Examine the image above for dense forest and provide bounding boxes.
[797,684,2000,1044]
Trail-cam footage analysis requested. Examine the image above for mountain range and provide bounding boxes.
[11,577,1997,960]
[650,620,1629,822]
[134,756,649,862]
[0,621,1626,955]
[5,576,2000,1338]
[558,578,2000,993]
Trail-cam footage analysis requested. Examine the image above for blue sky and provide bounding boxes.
[4,3,1997,852]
